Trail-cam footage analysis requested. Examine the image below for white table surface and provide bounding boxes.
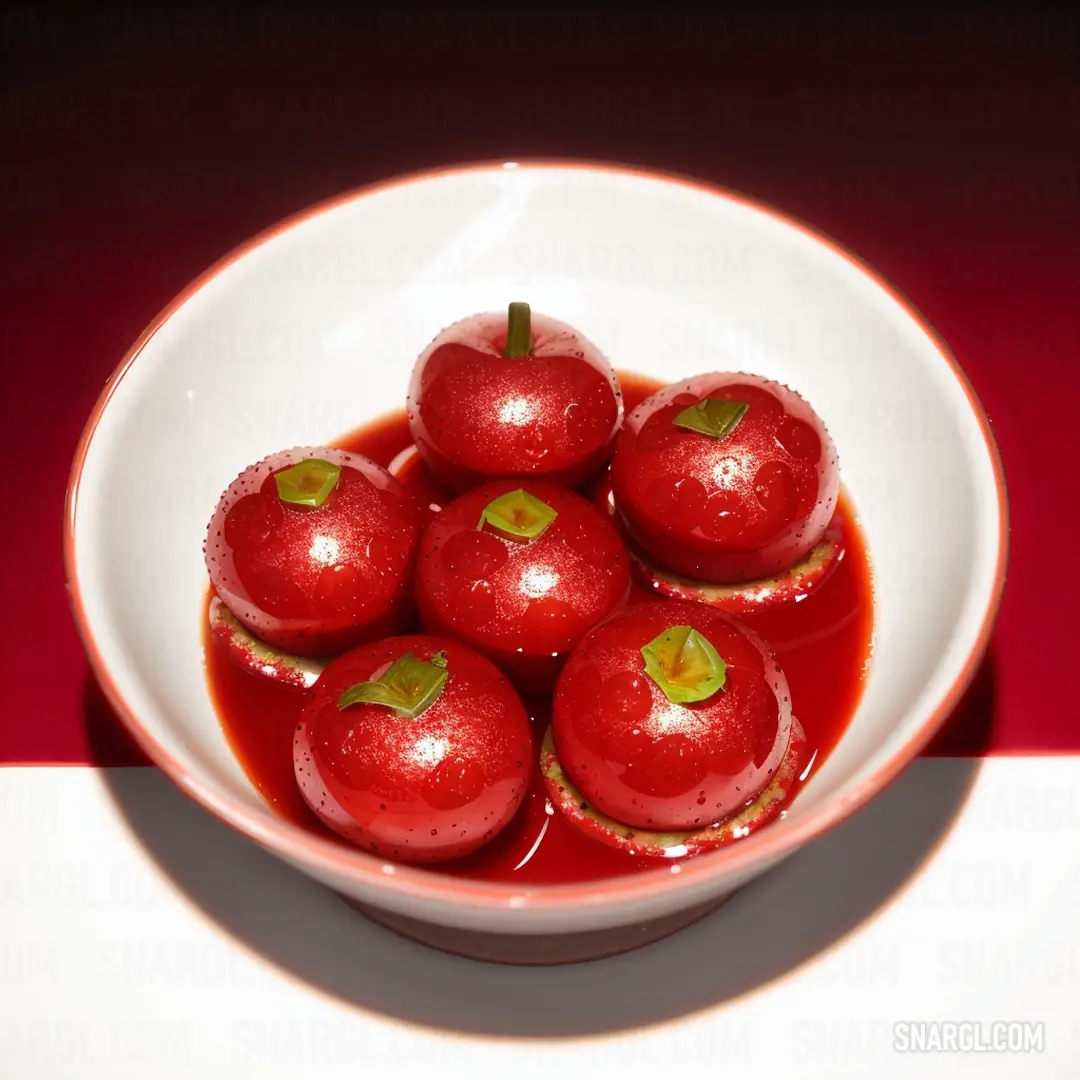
[4,756,1078,1078]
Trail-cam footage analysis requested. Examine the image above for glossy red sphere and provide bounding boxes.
[610,372,839,582]
[415,480,632,692]
[205,446,421,657]
[552,599,793,830]
[294,636,532,862]
[406,309,622,491]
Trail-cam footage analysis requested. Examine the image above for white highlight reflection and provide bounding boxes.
[520,565,559,599]
[308,535,340,565]
[410,736,449,769]
[799,748,819,782]
[498,396,535,426]
[512,800,556,871]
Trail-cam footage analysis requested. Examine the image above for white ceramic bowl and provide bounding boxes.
[65,161,1007,942]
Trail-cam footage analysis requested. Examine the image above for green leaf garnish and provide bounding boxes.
[672,398,749,441]
[477,488,557,542]
[641,625,727,704]
[274,458,341,507]
[337,652,449,718]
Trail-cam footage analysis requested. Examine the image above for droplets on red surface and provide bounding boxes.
[776,416,823,462]
[601,670,652,724]
[622,733,709,800]
[646,474,707,523]
[707,734,755,778]
[699,489,744,541]
[234,556,311,620]
[294,635,532,863]
[633,406,682,453]
[204,376,873,884]
[205,446,422,656]
[362,533,399,577]
[406,309,623,490]
[440,529,509,579]
[518,421,555,465]
[423,755,488,812]
[551,599,793,830]
[313,562,365,616]
[727,382,785,423]
[223,492,282,551]
[725,666,781,769]
[314,710,382,794]
[562,400,589,443]
[459,579,498,625]
[752,459,798,517]
[416,479,631,691]
[611,371,840,582]
[558,512,621,570]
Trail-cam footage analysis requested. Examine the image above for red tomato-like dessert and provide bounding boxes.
[415,480,631,692]
[590,469,846,615]
[540,719,805,858]
[610,373,839,582]
[406,302,622,491]
[205,446,421,657]
[551,599,792,831]
[294,636,532,862]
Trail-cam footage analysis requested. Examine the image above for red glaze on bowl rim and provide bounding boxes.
[63,159,1010,916]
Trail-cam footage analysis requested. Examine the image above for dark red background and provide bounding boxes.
[1,5,1075,765]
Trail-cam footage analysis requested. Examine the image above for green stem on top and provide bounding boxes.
[503,302,533,358]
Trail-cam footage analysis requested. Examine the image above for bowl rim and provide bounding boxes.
[63,158,1010,915]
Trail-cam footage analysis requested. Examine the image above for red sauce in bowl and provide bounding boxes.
[204,373,873,884]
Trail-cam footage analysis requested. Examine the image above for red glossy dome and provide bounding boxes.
[552,599,793,830]
[407,305,622,491]
[415,479,631,692]
[294,636,532,862]
[205,447,421,656]
[610,372,839,582]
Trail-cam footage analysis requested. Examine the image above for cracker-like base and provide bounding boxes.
[540,718,807,858]
[208,596,326,689]
[629,517,844,615]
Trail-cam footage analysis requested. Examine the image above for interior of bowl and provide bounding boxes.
[69,163,1004,912]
